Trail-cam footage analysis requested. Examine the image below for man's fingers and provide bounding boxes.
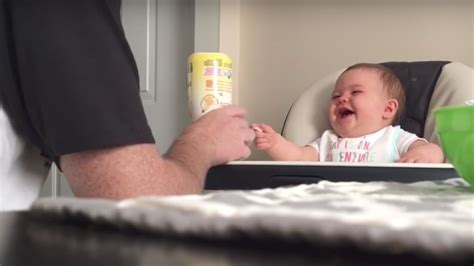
[238,146,252,160]
[244,128,256,146]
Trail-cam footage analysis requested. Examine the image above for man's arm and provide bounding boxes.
[61,144,203,198]
[61,106,255,199]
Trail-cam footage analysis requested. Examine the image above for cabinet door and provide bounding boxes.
[40,0,196,198]
[122,0,195,153]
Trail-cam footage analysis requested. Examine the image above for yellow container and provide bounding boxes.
[187,53,233,120]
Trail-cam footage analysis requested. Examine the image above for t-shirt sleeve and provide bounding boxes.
[307,137,321,152]
[395,128,427,155]
[7,0,155,161]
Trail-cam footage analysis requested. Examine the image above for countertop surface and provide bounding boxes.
[0,211,468,266]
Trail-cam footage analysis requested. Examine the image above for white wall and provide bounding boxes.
[220,0,474,160]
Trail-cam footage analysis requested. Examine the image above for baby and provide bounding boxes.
[252,63,444,163]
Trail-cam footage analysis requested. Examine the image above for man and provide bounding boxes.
[0,0,255,210]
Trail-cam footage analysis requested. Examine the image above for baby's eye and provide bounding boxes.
[331,95,340,100]
[352,90,362,95]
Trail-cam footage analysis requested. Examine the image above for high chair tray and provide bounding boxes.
[204,161,458,190]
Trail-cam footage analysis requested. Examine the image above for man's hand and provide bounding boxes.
[174,106,255,167]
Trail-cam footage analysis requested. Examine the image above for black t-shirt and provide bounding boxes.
[0,0,155,163]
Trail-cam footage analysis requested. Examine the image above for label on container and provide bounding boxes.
[187,52,233,120]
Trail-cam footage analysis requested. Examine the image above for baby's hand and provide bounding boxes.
[397,141,444,163]
[251,123,279,151]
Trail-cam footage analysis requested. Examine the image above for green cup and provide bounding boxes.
[435,104,474,187]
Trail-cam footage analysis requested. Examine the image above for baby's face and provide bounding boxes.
[329,68,392,138]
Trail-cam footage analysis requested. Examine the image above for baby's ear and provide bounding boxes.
[383,99,399,120]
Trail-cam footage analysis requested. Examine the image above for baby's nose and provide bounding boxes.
[338,95,348,104]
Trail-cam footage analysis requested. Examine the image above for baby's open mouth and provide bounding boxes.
[338,107,355,118]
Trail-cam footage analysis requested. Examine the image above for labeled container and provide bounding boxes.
[187,53,233,120]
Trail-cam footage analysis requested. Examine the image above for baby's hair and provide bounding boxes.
[342,63,405,125]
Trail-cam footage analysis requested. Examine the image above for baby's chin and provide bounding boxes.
[331,119,391,138]
[330,123,355,138]
[332,125,368,138]
[334,127,382,138]
[335,131,359,138]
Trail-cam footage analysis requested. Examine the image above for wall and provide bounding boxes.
[195,0,220,52]
[220,0,474,160]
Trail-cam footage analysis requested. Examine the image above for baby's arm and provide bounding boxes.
[397,140,444,163]
[251,123,318,161]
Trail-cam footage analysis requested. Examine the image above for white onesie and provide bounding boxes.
[308,126,425,163]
